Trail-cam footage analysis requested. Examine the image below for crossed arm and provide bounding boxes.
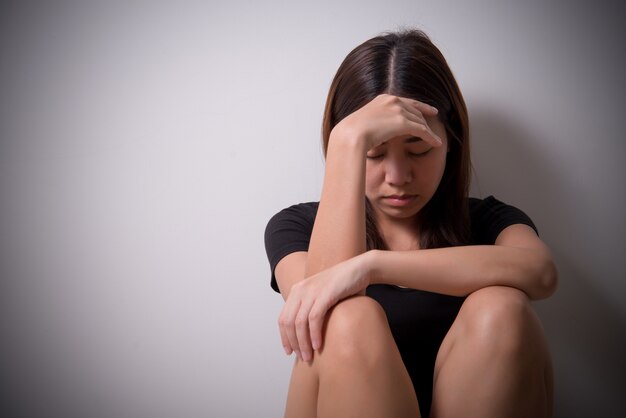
[274,95,558,363]
[276,224,558,362]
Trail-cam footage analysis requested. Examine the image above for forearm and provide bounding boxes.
[305,136,368,277]
[366,245,558,300]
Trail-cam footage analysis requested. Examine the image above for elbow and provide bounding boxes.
[533,254,559,300]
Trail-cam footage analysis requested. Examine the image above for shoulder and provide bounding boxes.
[264,201,319,293]
[468,195,538,244]
[264,201,319,254]
[266,201,319,230]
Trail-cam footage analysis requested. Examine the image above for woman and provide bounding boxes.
[264,29,557,418]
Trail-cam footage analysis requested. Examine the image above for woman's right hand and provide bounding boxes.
[278,252,372,362]
[330,94,443,151]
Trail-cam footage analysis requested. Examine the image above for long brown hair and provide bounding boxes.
[321,29,471,250]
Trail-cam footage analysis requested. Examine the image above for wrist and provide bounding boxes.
[362,250,381,285]
[328,125,369,156]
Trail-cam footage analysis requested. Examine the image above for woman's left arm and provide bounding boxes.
[367,224,558,300]
[288,223,558,356]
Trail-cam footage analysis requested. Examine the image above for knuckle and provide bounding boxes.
[394,114,406,125]
[295,316,308,328]
[384,94,399,106]
[308,310,320,322]
[291,282,302,293]
[278,315,291,327]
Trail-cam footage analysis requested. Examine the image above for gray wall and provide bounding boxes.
[1,1,624,417]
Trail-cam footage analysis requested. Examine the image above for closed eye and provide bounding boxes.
[408,148,432,157]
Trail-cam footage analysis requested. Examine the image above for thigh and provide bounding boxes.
[433,285,553,415]
[285,295,417,418]
[435,286,529,367]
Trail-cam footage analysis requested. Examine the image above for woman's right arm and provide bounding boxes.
[276,95,442,360]
[307,95,444,278]
[278,95,442,296]
[274,119,370,302]
[305,134,370,276]
[273,136,368,302]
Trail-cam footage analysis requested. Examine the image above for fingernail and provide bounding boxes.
[302,351,311,362]
[283,346,292,355]
[431,106,438,113]
[294,349,301,361]
[312,339,320,350]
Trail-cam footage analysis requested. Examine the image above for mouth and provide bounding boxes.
[383,194,418,207]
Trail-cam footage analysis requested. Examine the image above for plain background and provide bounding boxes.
[1,1,624,417]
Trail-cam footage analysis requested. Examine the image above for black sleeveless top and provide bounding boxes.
[264,196,537,417]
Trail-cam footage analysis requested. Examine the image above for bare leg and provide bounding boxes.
[284,296,420,418]
[431,286,553,418]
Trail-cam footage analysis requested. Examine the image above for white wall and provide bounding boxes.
[1,1,624,417]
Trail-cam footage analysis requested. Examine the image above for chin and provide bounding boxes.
[379,204,423,220]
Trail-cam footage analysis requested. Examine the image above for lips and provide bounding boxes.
[383,194,418,207]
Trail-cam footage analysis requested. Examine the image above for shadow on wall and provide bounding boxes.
[469,107,626,418]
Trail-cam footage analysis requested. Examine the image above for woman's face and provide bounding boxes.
[365,116,448,224]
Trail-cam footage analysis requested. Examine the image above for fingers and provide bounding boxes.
[278,323,292,355]
[278,299,301,358]
[378,93,437,115]
[399,99,443,145]
[278,287,321,363]
[295,299,315,362]
[386,96,442,147]
[407,119,443,147]
[399,109,443,146]
[308,301,327,352]
[405,97,439,117]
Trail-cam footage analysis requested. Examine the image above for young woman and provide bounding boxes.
[264,29,557,418]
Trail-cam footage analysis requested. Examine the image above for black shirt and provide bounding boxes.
[264,195,537,417]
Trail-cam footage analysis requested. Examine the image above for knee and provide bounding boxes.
[457,286,539,356]
[320,296,391,365]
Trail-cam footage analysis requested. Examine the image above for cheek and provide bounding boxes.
[435,152,448,178]
[418,152,447,186]
[364,164,383,192]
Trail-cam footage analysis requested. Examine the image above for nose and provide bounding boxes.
[384,151,413,186]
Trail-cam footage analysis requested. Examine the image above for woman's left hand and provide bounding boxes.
[278,252,372,362]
